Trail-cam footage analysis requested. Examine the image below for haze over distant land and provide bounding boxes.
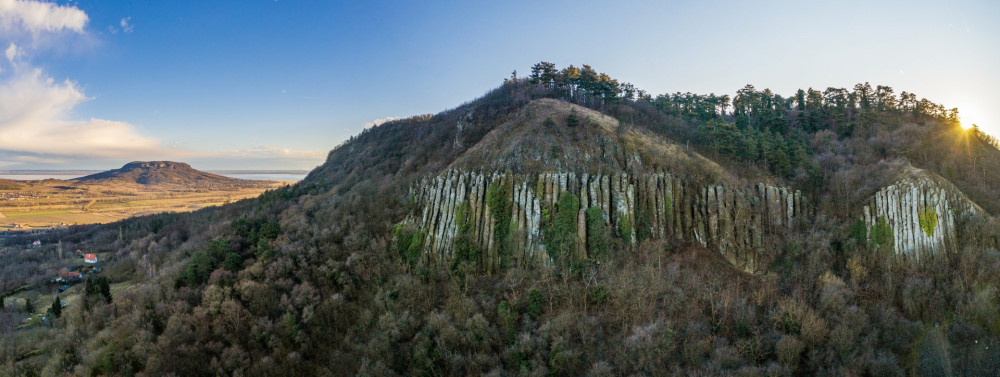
[0,1,996,170]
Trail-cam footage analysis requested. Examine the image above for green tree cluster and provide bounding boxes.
[528,62,640,103]
[695,119,813,179]
[871,216,894,252]
[918,207,938,237]
[545,191,580,269]
[486,182,512,267]
[232,217,281,259]
[176,238,234,288]
[585,207,609,259]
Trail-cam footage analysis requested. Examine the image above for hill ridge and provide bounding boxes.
[74,160,247,188]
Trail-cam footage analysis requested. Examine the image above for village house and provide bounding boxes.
[56,270,82,283]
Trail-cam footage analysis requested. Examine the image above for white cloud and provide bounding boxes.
[0,2,320,170]
[0,1,177,166]
[364,116,398,128]
[14,154,63,164]
[0,0,88,34]
[4,41,21,61]
[230,145,324,160]
[0,68,165,157]
[119,16,132,33]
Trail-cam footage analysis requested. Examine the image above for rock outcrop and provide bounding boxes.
[863,170,980,260]
[404,169,810,271]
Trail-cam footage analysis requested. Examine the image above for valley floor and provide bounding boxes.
[0,180,288,230]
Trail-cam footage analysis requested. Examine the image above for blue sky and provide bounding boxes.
[0,0,997,170]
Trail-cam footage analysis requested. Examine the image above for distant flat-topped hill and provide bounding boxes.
[74,161,254,189]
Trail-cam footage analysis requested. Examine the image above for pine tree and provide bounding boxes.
[99,277,112,304]
[51,296,62,317]
[85,277,96,296]
[566,110,579,127]
[24,297,33,313]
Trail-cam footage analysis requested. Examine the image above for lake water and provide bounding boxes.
[0,173,308,182]
[0,174,88,180]
[217,173,308,182]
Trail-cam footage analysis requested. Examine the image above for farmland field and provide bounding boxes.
[0,179,288,230]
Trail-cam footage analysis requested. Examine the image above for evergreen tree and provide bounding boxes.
[51,296,61,318]
[566,110,580,127]
[875,85,896,110]
[85,277,97,296]
[99,277,112,304]
[854,82,873,109]
[559,65,581,96]
[529,61,557,87]
[24,297,33,313]
[578,65,599,95]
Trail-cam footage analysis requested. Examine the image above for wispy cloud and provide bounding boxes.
[165,145,324,170]
[229,145,324,160]
[364,116,398,128]
[13,155,63,164]
[0,0,88,34]
[119,16,132,33]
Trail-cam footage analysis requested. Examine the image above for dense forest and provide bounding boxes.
[1,62,999,376]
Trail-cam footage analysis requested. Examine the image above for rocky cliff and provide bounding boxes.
[404,169,810,272]
[863,168,981,260]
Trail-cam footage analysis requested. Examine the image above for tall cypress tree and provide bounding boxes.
[51,296,62,318]
[99,277,112,304]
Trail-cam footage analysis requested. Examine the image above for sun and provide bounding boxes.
[956,103,987,131]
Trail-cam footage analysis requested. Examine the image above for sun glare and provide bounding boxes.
[956,103,987,131]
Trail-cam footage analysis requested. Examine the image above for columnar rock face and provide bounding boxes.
[863,177,977,260]
[405,169,811,271]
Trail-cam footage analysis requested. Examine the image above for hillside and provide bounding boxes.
[0,179,23,190]
[74,161,249,189]
[2,64,1000,376]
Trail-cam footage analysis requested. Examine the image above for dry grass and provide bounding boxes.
[450,98,732,180]
[0,180,284,230]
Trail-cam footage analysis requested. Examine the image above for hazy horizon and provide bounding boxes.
[0,0,996,171]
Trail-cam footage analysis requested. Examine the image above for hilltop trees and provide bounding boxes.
[522,62,962,133]
[524,62,637,104]
[516,61,983,188]
[529,61,558,87]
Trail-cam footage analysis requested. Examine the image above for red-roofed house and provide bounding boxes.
[58,270,82,282]
[84,254,98,264]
